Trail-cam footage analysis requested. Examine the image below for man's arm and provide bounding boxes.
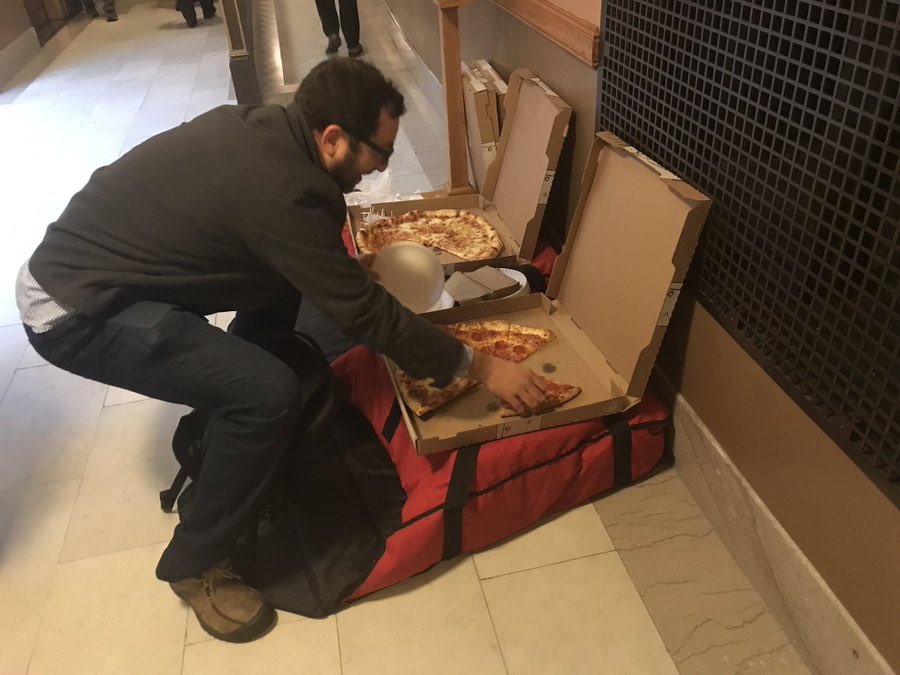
[253,199,548,412]
[250,198,465,385]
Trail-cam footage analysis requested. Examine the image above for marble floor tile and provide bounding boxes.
[472,503,615,579]
[0,364,107,492]
[390,172,432,195]
[27,542,187,675]
[104,384,149,406]
[481,551,677,675]
[58,399,187,563]
[112,56,162,81]
[182,616,341,674]
[593,468,809,674]
[17,343,48,369]
[338,557,506,675]
[0,480,80,674]
[0,324,28,397]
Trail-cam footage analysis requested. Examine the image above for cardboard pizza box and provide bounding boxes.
[383,131,712,455]
[461,62,501,193]
[347,68,572,273]
[471,59,508,130]
[444,267,519,304]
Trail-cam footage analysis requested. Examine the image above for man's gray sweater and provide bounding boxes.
[28,102,464,385]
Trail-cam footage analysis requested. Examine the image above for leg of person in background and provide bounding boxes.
[177,0,198,27]
[81,0,99,17]
[199,0,216,19]
[101,0,117,21]
[338,0,362,57]
[314,0,342,55]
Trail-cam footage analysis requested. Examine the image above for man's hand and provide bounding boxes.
[468,350,548,416]
[356,253,379,280]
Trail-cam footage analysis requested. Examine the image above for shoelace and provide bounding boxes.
[201,562,241,591]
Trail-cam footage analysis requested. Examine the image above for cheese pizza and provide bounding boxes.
[356,209,503,261]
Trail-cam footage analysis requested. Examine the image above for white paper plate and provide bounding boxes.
[499,268,530,297]
[426,290,455,312]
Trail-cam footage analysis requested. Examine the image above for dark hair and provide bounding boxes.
[295,58,405,139]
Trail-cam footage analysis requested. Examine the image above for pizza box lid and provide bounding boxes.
[481,69,571,261]
[547,131,711,397]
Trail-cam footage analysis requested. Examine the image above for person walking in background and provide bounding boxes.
[81,0,117,22]
[177,0,216,28]
[315,0,363,57]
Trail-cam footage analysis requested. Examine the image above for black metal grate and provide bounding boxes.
[597,0,900,503]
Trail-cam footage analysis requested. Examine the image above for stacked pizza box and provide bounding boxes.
[470,60,508,130]
[461,62,502,193]
[383,132,712,455]
[348,68,572,274]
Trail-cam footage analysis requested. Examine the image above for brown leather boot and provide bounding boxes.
[170,562,276,642]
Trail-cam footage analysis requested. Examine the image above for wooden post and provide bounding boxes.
[435,0,474,196]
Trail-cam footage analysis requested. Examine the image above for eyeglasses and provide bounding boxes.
[344,128,393,164]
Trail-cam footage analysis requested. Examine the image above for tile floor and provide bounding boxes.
[0,1,807,673]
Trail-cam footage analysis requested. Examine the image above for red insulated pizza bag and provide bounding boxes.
[329,345,669,604]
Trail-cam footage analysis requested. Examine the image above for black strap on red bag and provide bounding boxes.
[603,413,633,487]
[379,399,482,561]
[442,444,481,560]
[380,402,635,558]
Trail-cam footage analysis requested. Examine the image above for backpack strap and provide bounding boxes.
[159,466,190,513]
[442,443,481,560]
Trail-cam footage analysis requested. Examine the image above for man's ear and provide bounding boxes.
[319,124,347,159]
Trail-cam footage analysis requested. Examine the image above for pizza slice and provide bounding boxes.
[440,319,509,352]
[499,378,582,417]
[394,369,478,417]
[441,320,555,362]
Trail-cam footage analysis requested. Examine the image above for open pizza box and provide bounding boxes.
[383,131,712,455]
[461,61,501,193]
[347,68,572,273]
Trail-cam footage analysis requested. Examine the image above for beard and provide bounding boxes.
[329,152,363,194]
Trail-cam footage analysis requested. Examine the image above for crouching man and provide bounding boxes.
[15,57,546,642]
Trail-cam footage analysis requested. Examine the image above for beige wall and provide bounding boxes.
[383,0,598,225]
[1,0,33,51]
[659,295,900,669]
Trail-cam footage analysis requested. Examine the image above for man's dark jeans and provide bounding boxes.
[25,301,302,582]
